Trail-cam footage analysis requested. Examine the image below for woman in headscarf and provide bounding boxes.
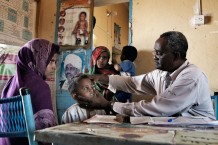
[90,46,119,102]
[0,39,59,145]
[90,46,118,75]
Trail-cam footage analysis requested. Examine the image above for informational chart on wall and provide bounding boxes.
[0,0,36,46]
[57,0,93,49]
[55,0,94,123]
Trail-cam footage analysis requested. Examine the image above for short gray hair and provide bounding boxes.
[160,31,188,59]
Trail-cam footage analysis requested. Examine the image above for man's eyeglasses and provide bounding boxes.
[152,50,163,56]
[152,50,173,58]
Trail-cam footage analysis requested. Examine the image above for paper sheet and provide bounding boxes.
[84,115,120,124]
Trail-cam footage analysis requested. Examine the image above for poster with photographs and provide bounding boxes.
[55,48,92,123]
[57,49,91,93]
[57,0,93,49]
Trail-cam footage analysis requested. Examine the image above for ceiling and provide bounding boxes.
[94,0,129,7]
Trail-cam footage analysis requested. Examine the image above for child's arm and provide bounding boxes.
[119,60,133,76]
[85,20,88,30]
[72,21,79,34]
[114,63,122,72]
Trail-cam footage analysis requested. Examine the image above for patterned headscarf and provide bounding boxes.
[90,46,118,75]
[20,39,57,77]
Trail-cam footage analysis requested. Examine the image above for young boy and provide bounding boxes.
[114,45,138,102]
[61,74,106,123]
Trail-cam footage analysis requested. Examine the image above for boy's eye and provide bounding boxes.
[80,85,94,93]
[82,87,89,92]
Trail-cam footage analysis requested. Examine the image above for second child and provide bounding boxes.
[114,45,138,102]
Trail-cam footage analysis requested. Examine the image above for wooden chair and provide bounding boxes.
[0,88,38,145]
[211,92,218,120]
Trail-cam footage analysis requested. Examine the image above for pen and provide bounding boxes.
[168,117,179,122]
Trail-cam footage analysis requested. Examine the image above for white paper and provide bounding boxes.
[84,115,120,124]
[130,116,151,125]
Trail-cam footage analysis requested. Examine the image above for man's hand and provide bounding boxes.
[75,89,111,110]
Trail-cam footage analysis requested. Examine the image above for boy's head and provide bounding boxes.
[68,74,94,100]
[79,12,87,20]
[120,45,137,62]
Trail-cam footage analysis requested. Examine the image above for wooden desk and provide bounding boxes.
[35,123,218,145]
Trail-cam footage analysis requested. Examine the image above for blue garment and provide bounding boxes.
[115,60,135,103]
[119,60,135,76]
[115,91,132,103]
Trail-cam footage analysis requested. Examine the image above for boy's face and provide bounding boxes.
[75,78,94,99]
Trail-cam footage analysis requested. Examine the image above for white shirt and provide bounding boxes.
[61,80,69,90]
[108,61,215,120]
[62,103,106,123]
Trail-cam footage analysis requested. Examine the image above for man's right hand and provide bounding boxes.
[75,89,111,110]
[89,74,109,85]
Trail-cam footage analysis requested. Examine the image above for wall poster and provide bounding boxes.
[57,49,91,92]
[114,23,121,50]
[56,0,94,123]
[57,0,93,49]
